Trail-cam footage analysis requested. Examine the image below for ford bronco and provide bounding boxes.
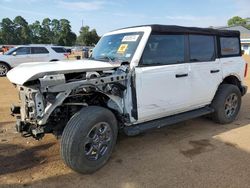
[7,25,248,173]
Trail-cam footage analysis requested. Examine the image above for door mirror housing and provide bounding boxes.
[12,51,17,56]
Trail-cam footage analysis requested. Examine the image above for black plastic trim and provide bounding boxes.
[124,106,214,136]
[114,25,240,37]
[130,72,138,120]
[176,73,188,78]
[241,85,248,96]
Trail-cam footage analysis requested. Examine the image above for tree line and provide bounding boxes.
[228,16,250,29]
[0,16,100,46]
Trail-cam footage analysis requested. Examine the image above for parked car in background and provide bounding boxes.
[0,45,68,76]
[71,46,82,53]
[82,46,94,58]
[82,47,90,58]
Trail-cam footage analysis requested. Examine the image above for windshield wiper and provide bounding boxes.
[95,56,116,63]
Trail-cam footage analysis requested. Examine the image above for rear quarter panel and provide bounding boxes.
[220,56,246,84]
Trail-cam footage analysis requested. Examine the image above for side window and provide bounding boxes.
[31,47,49,54]
[189,35,215,62]
[141,35,185,66]
[14,47,31,55]
[52,47,66,53]
[220,37,240,56]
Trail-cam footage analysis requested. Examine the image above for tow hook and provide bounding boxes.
[31,127,45,140]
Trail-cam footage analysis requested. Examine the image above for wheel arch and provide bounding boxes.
[0,61,11,69]
[94,91,124,116]
[49,59,59,62]
[63,91,123,121]
[220,74,244,95]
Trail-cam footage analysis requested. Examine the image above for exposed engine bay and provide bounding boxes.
[11,65,131,140]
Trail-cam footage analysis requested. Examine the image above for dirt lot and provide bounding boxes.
[1,56,250,188]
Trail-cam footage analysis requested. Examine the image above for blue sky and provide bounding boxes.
[0,0,249,35]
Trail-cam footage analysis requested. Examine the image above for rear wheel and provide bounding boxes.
[211,84,241,124]
[61,106,118,174]
[0,63,10,76]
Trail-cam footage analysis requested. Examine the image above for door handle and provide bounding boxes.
[210,70,220,74]
[175,73,188,78]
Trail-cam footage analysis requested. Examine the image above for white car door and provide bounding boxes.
[31,47,50,62]
[188,35,222,108]
[135,34,192,123]
[9,47,32,67]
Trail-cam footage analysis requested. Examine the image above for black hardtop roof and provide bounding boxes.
[119,24,240,37]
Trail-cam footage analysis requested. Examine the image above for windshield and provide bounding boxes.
[5,47,17,55]
[91,32,143,63]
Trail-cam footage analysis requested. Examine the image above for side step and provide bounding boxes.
[124,106,214,136]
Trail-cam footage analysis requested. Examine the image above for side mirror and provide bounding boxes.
[12,51,17,56]
[242,50,245,55]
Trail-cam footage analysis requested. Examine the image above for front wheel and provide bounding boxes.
[0,63,10,77]
[60,106,118,174]
[211,84,241,124]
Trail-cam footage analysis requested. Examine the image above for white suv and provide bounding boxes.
[7,25,248,173]
[0,45,68,76]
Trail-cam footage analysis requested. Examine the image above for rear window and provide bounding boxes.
[220,37,240,56]
[52,47,66,53]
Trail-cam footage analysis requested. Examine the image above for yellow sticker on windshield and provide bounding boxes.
[117,44,128,53]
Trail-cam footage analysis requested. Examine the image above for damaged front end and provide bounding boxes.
[10,65,129,140]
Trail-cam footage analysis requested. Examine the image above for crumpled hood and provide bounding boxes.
[7,60,120,85]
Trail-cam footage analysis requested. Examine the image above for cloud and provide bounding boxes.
[1,5,50,17]
[1,0,40,2]
[58,1,106,11]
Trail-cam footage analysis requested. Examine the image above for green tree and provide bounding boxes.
[41,18,52,44]
[0,32,3,44]
[29,21,42,43]
[228,16,247,26]
[13,16,31,44]
[245,18,250,29]
[57,19,76,46]
[0,16,83,46]
[51,19,61,44]
[0,18,16,44]
[77,26,100,46]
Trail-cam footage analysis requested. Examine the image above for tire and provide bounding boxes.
[60,106,118,174]
[0,62,10,77]
[211,84,241,124]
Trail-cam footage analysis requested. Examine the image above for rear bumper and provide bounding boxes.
[241,85,248,96]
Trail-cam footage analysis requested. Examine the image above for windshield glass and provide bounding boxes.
[91,32,143,63]
[5,47,17,55]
